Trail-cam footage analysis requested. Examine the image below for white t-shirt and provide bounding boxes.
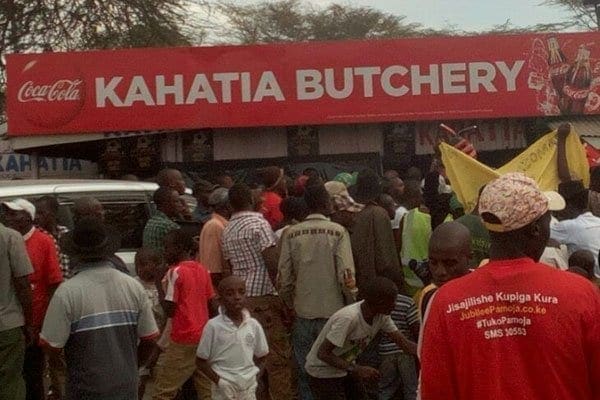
[196,309,268,391]
[551,212,600,277]
[304,301,398,379]
[391,206,408,230]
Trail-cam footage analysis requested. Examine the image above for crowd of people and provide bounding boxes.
[1,125,600,400]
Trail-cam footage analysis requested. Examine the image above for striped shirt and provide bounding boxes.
[378,294,419,355]
[222,211,277,297]
[40,261,158,398]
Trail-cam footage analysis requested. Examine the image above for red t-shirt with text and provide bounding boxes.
[420,258,600,400]
[165,260,214,344]
[26,228,63,328]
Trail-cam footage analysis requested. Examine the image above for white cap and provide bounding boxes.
[2,199,36,220]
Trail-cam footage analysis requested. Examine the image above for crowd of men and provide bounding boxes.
[1,125,600,400]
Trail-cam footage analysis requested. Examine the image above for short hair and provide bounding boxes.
[35,195,59,214]
[359,277,398,305]
[164,229,195,253]
[135,247,162,266]
[304,183,330,212]
[156,169,179,187]
[229,183,254,211]
[73,196,101,216]
[153,187,176,208]
[280,196,309,221]
[354,168,382,201]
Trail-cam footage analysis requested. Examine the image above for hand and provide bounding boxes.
[351,365,381,382]
[217,377,237,398]
[558,123,571,140]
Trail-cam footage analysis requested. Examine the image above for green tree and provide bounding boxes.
[215,0,421,44]
[539,0,598,30]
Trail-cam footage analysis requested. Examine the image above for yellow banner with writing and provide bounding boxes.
[441,130,590,213]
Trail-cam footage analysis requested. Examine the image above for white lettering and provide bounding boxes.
[297,69,324,100]
[96,77,123,107]
[496,60,525,92]
[324,68,354,99]
[123,76,155,106]
[381,66,409,97]
[155,74,184,105]
[185,74,217,104]
[442,63,467,94]
[354,67,381,97]
[213,73,239,103]
[468,62,497,93]
[253,71,285,101]
[411,64,440,95]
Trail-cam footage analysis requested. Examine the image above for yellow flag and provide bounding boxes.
[441,129,590,213]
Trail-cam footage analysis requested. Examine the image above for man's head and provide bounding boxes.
[479,173,564,262]
[261,166,286,195]
[2,199,35,235]
[135,247,162,283]
[193,179,219,208]
[208,188,231,219]
[156,168,186,195]
[359,277,398,316]
[34,195,59,232]
[568,249,595,280]
[215,173,234,189]
[61,216,120,262]
[304,183,333,215]
[382,176,405,203]
[402,180,423,210]
[218,276,247,313]
[378,194,397,220]
[280,196,309,222]
[73,196,104,223]
[354,168,382,203]
[229,183,254,213]
[153,187,181,218]
[428,221,472,286]
[383,169,400,180]
[405,167,422,182]
[163,229,194,265]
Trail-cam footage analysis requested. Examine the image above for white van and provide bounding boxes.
[0,179,197,274]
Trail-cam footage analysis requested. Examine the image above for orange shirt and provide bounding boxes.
[198,213,228,274]
[261,191,283,229]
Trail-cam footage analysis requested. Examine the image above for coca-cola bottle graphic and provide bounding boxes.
[547,37,569,110]
[564,46,592,115]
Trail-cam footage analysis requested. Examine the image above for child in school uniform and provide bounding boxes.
[196,276,269,400]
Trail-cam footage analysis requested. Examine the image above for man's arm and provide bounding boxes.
[262,245,279,284]
[316,339,380,381]
[13,276,34,343]
[196,358,220,384]
[557,123,571,183]
[384,330,417,356]
[277,231,295,309]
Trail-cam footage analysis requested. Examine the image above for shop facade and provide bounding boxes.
[4,32,600,180]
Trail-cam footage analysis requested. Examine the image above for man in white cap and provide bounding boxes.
[420,173,600,400]
[2,198,63,400]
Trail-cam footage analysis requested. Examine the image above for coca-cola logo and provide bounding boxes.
[16,59,86,128]
[17,79,83,103]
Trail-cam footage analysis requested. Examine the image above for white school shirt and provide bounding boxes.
[196,309,268,391]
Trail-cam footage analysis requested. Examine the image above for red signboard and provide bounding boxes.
[6,32,600,136]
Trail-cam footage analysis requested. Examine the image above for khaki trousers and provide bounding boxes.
[151,340,212,400]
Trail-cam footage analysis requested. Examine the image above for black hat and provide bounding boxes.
[558,180,588,200]
[61,217,121,260]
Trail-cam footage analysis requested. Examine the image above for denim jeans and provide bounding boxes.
[378,353,418,400]
[292,317,327,400]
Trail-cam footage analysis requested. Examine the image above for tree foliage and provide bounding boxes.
[540,0,598,30]
[214,0,422,44]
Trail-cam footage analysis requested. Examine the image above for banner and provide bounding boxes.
[6,32,600,136]
[441,129,590,212]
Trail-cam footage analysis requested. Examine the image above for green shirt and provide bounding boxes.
[142,211,180,253]
[455,214,490,267]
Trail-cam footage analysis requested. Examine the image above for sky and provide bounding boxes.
[232,0,573,31]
